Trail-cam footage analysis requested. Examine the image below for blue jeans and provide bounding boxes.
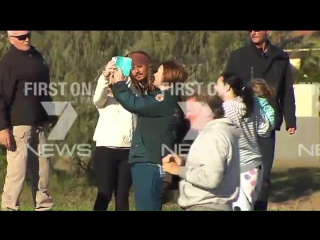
[131,163,164,211]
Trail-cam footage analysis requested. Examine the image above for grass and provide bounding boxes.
[267,159,320,210]
[0,158,320,211]
[0,157,181,211]
[0,176,181,211]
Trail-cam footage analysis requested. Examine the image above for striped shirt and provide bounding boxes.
[223,97,271,173]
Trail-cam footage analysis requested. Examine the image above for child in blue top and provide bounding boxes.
[252,78,275,130]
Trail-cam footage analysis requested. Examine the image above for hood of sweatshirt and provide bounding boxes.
[204,117,242,138]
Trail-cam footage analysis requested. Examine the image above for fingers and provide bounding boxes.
[5,135,15,151]
[5,137,10,149]
[9,139,16,152]
[103,61,117,77]
[162,155,172,163]
[109,74,115,84]
[163,154,176,163]
[162,164,168,172]
[287,128,295,135]
[109,64,117,71]
[107,60,116,68]
[176,158,182,166]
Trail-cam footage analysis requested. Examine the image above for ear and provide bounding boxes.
[8,37,14,45]
[225,83,231,91]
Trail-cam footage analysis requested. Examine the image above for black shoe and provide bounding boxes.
[233,206,241,211]
[254,200,268,211]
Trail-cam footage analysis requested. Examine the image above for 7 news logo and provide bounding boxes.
[26,102,91,158]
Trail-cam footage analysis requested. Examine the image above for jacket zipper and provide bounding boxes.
[251,66,254,81]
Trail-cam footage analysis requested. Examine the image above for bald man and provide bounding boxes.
[0,30,57,211]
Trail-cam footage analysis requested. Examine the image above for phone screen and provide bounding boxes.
[115,56,133,77]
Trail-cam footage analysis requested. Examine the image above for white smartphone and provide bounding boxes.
[111,57,117,62]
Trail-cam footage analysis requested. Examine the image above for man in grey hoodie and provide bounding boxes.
[162,95,242,211]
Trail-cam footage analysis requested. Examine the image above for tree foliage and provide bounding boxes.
[0,31,319,176]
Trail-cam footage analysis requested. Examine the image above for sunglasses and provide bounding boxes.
[11,33,31,41]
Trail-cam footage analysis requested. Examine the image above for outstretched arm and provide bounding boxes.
[110,81,167,117]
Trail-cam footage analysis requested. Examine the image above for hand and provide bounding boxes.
[287,128,296,135]
[102,61,116,78]
[162,154,184,166]
[113,67,125,82]
[162,161,181,175]
[0,129,15,151]
[110,67,125,85]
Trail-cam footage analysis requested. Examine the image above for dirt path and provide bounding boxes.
[269,159,320,210]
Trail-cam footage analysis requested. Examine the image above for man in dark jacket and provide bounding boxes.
[224,30,297,211]
[0,30,57,211]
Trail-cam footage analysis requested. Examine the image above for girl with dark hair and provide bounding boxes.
[215,74,271,211]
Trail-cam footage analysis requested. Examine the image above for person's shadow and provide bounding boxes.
[167,166,320,207]
[269,167,320,203]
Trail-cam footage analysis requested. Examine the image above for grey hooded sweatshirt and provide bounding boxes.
[178,118,242,211]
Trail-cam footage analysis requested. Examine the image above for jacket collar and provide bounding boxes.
[248,39,285,60]
[206,117,235,128]
[10,44,36,55]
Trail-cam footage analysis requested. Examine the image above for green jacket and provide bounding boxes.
[111,81,178,165]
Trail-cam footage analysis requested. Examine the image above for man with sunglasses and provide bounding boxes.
[0,30,56,211]
[223,30,297,211]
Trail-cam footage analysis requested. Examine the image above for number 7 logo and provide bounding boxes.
[41,102,78,141]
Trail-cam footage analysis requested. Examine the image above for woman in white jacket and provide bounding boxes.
[92,60,140,211]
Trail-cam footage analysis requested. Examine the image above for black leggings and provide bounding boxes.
[255,131,276,211]
[92,147,132,211]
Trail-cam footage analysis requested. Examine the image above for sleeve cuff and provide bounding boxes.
[286,125,297,130]
[179,166,188,179]
[110,81,127,93]
[285,120,297,130]
[0,123,9,131]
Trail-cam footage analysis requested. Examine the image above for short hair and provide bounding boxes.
[190,85,225,119]
[206,95,225,119]
[7,31,30,37]
[162,60,188,83]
